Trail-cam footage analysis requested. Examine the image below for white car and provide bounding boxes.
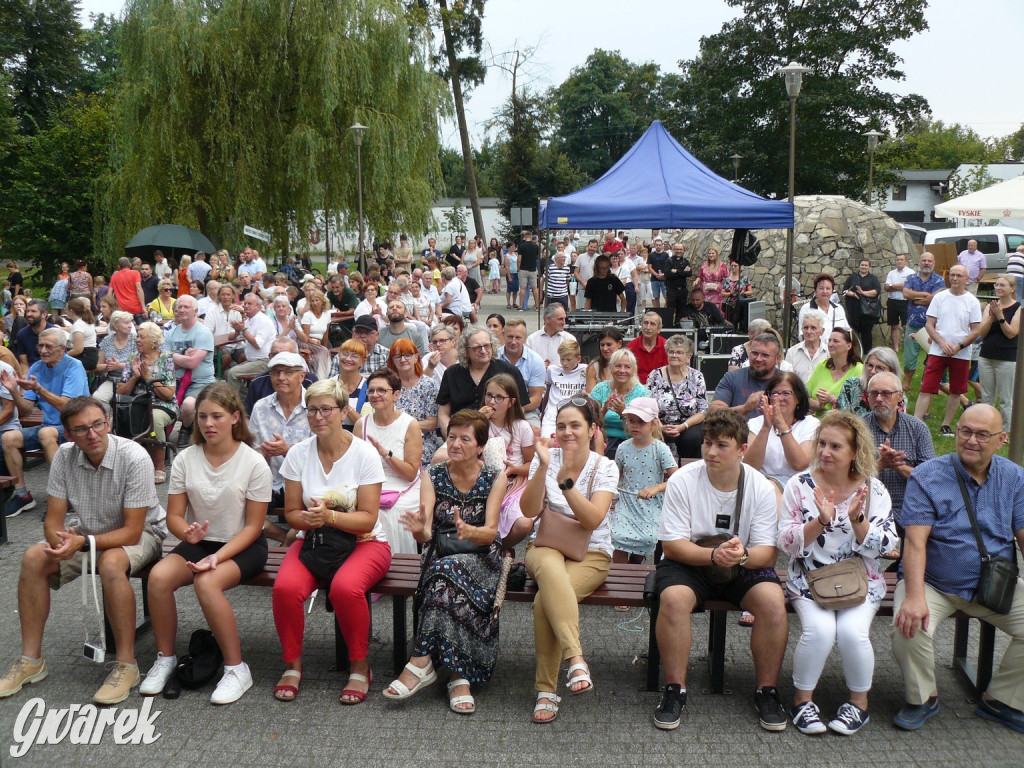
[924,226,1024,271]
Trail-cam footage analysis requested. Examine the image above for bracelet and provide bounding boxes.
[817,516,829,526]
[775,428,792,437]
[330,510,337,526]
[710,546,718,565]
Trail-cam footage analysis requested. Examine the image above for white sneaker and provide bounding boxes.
[211,662,252,705]
[139,653,177,696]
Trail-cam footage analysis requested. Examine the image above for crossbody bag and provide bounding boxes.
[534,455,600,562]
[695,465,746,584]
[956,467,1019,614]
[802,487,871,610]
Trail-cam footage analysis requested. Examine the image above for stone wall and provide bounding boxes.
[663,195,918,329]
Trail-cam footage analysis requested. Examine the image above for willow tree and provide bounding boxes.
[98,0,445,258]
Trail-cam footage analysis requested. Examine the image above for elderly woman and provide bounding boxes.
[335,339,370,429]
[837,347,904,417]
[436,325,528,438]
[778,410,897,736]
[745,373,819,489]
[271,379,389,704]
[584,326,625,392]
[798,273,850,341]
[786,308,829,383]
[645,335,707,459]
[269,293,330,380]
[806,328,863,414]
[354,369,422,555]
[519,399,618,723]
[728,318,774,371]
[148,280,177,321]
[94,310,138,404]
[409,278,434,326]
[64,297,98,371]
[389,339,440,465]
[697,246,729,310]
[117,321,177,483]
[423,324,458,387]
[385,410,506,714]
[589,348,650,459]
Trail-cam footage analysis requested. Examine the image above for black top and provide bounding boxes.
[980,302,1020,362]
[648,249,669,279]
[446,244,464,269]
[664,255,692,290]
[9,271,23,296]
[518,239,540,272]
[584,274,625,312]
[843,272,882,324]
[244,371,318,415]
[464,276,481,303]
[140,275,161,305]
[437,359,529,415]
[680,301,726,327]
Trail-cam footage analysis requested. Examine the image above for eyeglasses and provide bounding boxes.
[558,396,592,413]
[957,427,999,444]
[769,390,794,399]
[36,344,60,351]
[866,389,900,399]
[484,392,508,403]
[367,388,393,396]
[307,406,342,418]
[429,338,452,346]
[339,352,363,361]
[392,354,416,362]
[68,419,109,437]
[469,344,491,353]
[271,367,304,377]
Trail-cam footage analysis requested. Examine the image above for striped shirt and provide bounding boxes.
[545,265,572,299]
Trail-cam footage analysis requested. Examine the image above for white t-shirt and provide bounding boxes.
[926,289,982,360]
[541,363,588,437]
[300,310,332,342]
[885,266,916,301]
[658,460,778,549]
[528,449,619,556]
[279,434,388,543]
[168,442,273,543]
[71,318,97,349]
[154,260,172,280]
[746,415,820,487]
[204,304,243,336]
[441,279,472,315]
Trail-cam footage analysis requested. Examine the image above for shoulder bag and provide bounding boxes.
[695,465,746,584]
[803,485,871,610]
[534,455,600,562]
[435,464,492,557]
[299,523,358,583]
[663,366,688,423]
[956,467,1018,614]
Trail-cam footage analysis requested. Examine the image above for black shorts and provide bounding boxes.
[654,557,781,611]
[887,299,909,327]
[170,535,269,581]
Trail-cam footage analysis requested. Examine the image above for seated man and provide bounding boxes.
[892,404,1024,733]
[164,295,215,446]
[709,333,782,421]
[651,408,787,731]
[2,328,90,517]
[224,293,276,395]
[0,397,167,704]
[243,337,317,415]
[679,286,730,351]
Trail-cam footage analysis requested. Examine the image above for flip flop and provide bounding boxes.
[382,661,436,700]
[566,662,594,695]
[274,670,301,702]
[738,611,755,628]
[340,669,372,705]
[447,678,475,714]
[532,691,561,724]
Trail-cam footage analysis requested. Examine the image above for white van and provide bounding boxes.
[924,226,1024,271]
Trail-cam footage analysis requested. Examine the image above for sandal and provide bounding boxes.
[382,661,436,700]
[738,611,755,628]
[339,669,371,705]
[447,678,475,714]
[154,469,167,485]
[566,662,594,695]
[532,691,561,724]
[274,669,301,702]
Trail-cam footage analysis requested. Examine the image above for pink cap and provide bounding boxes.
[622,397,659,423]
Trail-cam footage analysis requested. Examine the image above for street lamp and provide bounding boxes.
[777,61,811,346]
[349,122,367,274]
[730,153,743,182]
[863,129,884,207]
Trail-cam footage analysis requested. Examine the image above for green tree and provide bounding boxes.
[79,13,121,96]
[551,49,666,182]
[99,0,444,260]
[662,0,929,200]
[992,123,1024,162]
[878,118,997,170]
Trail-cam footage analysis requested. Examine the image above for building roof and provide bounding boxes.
[898,170,954,182]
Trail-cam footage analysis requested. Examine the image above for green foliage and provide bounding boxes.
[79,13,121,96]
[878,118,999,170]
[551,50,667,182]
[441,199,468,234]
[662,0,929,199]
[992,123,1024,162]
[99,0,444,259]
[439,140,498,197]
[946,164,996,201]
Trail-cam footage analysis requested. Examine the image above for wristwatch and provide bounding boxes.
[558,478,575,491]
[387,450,394,459]
[738,547,749,566]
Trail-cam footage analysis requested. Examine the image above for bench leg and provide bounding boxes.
[977,621,996,695]
[646,599,661,692]
[393,595,408,677]
[953,614,978,696]
[707,610,727,695]
[0,485,12,545]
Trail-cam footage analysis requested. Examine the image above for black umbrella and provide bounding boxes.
[124,224,216,263]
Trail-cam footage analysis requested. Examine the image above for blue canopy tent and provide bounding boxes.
[538,120,793,230]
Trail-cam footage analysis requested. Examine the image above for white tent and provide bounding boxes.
[934,174,1024,220]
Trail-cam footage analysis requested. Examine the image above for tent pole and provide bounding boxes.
[1008,319,1024,464]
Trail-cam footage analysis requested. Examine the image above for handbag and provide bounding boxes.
[534,457,599,562]
[801,483,872,609]
[298,524,358,582]
[956,467,1019,614]
[860,295,880,318]
[380,471,421,510]
[436,522,490,556]
[694,466,746,584]
[175,629,224,690]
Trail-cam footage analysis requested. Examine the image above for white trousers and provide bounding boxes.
[791,596,880,693]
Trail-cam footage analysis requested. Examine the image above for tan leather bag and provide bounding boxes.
[805,558,868,610]
[534,458,599,562]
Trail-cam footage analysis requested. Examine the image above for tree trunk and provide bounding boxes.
[438,0,485,241]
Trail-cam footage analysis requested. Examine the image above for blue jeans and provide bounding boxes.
[651,280,666,300]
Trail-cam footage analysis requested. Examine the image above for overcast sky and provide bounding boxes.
[79,0,1024,149]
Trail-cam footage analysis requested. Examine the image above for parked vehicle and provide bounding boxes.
[924,226,1024,271]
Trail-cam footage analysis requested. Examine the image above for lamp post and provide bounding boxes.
[730,153,743,182]
[863,129,883,207]
[349,122,367,274]
[777,61,811,346]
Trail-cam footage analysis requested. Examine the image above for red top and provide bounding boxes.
[626,334,667,388]
[110,267,143,314]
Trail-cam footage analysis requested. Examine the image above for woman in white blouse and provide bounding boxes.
[64,297,98,371]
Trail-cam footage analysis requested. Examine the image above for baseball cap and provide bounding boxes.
[268,352,307,370]
[622,397,659,423]
[353,315,378,331]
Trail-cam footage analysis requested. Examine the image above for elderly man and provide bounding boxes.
[709,333,781,420]
[892,404,1024,733]
[224,293,277,395]
[2,328,90,517]
[652,409,787,731]
[901,251,946,391]
[627,310,668,385]
[0,397,167,705]
[525,303,573,366]
[785,309,829,383]
[244,337,317,414]
[957,238,986,294]
[164,295,216,446]
[196,279,220,318]
[439,266,473,320]
[499,318,545,426]
[456,264,482,322]
[326,274,358,342]
[912,264,980,436]
[203,283,243,369]
[379,299,429,356]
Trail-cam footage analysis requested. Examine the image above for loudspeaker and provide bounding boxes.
[698,354,732,394]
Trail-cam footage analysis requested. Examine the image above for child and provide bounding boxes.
[540,340,588,438]
[612,397,677,567]
[487,254,501,294]
[480,374,536,553]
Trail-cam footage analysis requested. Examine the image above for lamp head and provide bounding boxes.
[777,61,811,100]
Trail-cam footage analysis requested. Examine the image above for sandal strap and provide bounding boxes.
[449,695,475,707]
[403,661,434,681]
[386,678,412,697]
[566,663,591,680]
[447,678,471,692]
[346,673,369,685]
[279,670,301,681]
[535,691,561,707]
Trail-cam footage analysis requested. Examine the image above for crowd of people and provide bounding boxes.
[0,233,1022,738]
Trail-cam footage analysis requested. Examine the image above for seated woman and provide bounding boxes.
[117,321,177,484]
[389,339,440,465]
[272,378,390,704]
[744,373,818,490]
[589,348,649,459]
[584,326,624,393]
[270,294,330,380]
[94,310,137,405]
[385,410,507,714]
[519,399,619,723]
[355,369,422,555]
[646,334,707,459]
[148,280,177,322]
[335,339,370,430]
[836,346,904,417]
[141,383,272,704]
[64,297,98,371]
[778,410,896,735]
[806,328,863,414]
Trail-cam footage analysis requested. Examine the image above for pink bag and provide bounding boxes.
[380,471,420,510]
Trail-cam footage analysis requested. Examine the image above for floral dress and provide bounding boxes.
[698,262,730,309]
[612,439,677,556]
[778,473,897,606]
[415,462,502,686]
[396,375,440,465]
[99,333,138,384]
[646,366,708,426]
